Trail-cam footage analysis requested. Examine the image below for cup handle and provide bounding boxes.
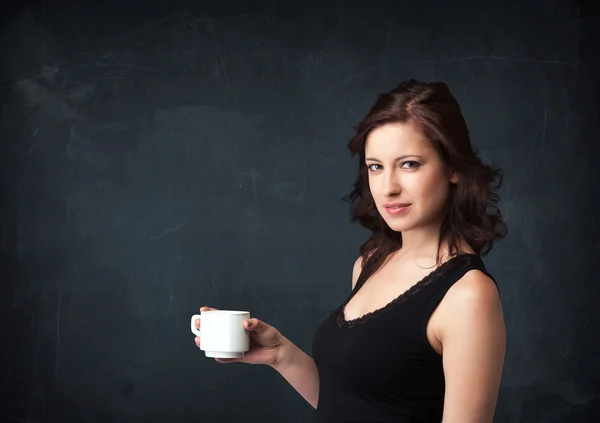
[191,314,202,337]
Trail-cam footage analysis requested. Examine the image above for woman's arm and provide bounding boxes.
[271,338,320,409]
[438,269,506,423]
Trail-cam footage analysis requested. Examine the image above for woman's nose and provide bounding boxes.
[382,172,400,197]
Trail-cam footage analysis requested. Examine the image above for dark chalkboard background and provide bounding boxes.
[1,0,599,422]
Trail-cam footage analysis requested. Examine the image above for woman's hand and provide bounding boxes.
[194,306,287,366]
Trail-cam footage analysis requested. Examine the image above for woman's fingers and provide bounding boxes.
[215,356,243,364]
[244,318,267,334]
[195,306,217,329]
[194,306,216,346]
[200,306,216,312]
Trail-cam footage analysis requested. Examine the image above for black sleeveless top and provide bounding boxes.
[311,253,497,423]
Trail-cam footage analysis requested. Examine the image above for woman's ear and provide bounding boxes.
[449,171,459,184]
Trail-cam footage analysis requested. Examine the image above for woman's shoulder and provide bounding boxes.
[440,264,502,328]
[351,248,378,289]
[351,255,364,289]
[449,267,499,301]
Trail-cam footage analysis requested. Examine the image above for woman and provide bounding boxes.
[194,79,508,423]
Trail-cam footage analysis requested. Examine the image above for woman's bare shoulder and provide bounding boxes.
[351,256,363,289]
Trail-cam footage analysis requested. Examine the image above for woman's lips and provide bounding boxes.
[384,203,411,215]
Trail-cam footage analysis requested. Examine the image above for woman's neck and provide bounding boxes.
[397,225,472,264]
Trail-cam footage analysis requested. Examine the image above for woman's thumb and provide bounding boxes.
[245,318,267,334]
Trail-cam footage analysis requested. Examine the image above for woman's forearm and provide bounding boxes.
[271,338,320,409]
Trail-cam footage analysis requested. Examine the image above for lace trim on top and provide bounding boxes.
[336,253,478,329]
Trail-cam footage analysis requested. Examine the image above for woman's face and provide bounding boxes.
[364,122,458,233]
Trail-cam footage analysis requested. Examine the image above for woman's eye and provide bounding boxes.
[367,164,382,172]
[401,161,420,169]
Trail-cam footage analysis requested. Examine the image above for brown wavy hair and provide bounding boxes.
[344,79,507,283]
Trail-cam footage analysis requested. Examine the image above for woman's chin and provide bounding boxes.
[381,218,412,233]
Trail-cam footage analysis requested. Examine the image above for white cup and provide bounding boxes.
[190,310,251,358]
